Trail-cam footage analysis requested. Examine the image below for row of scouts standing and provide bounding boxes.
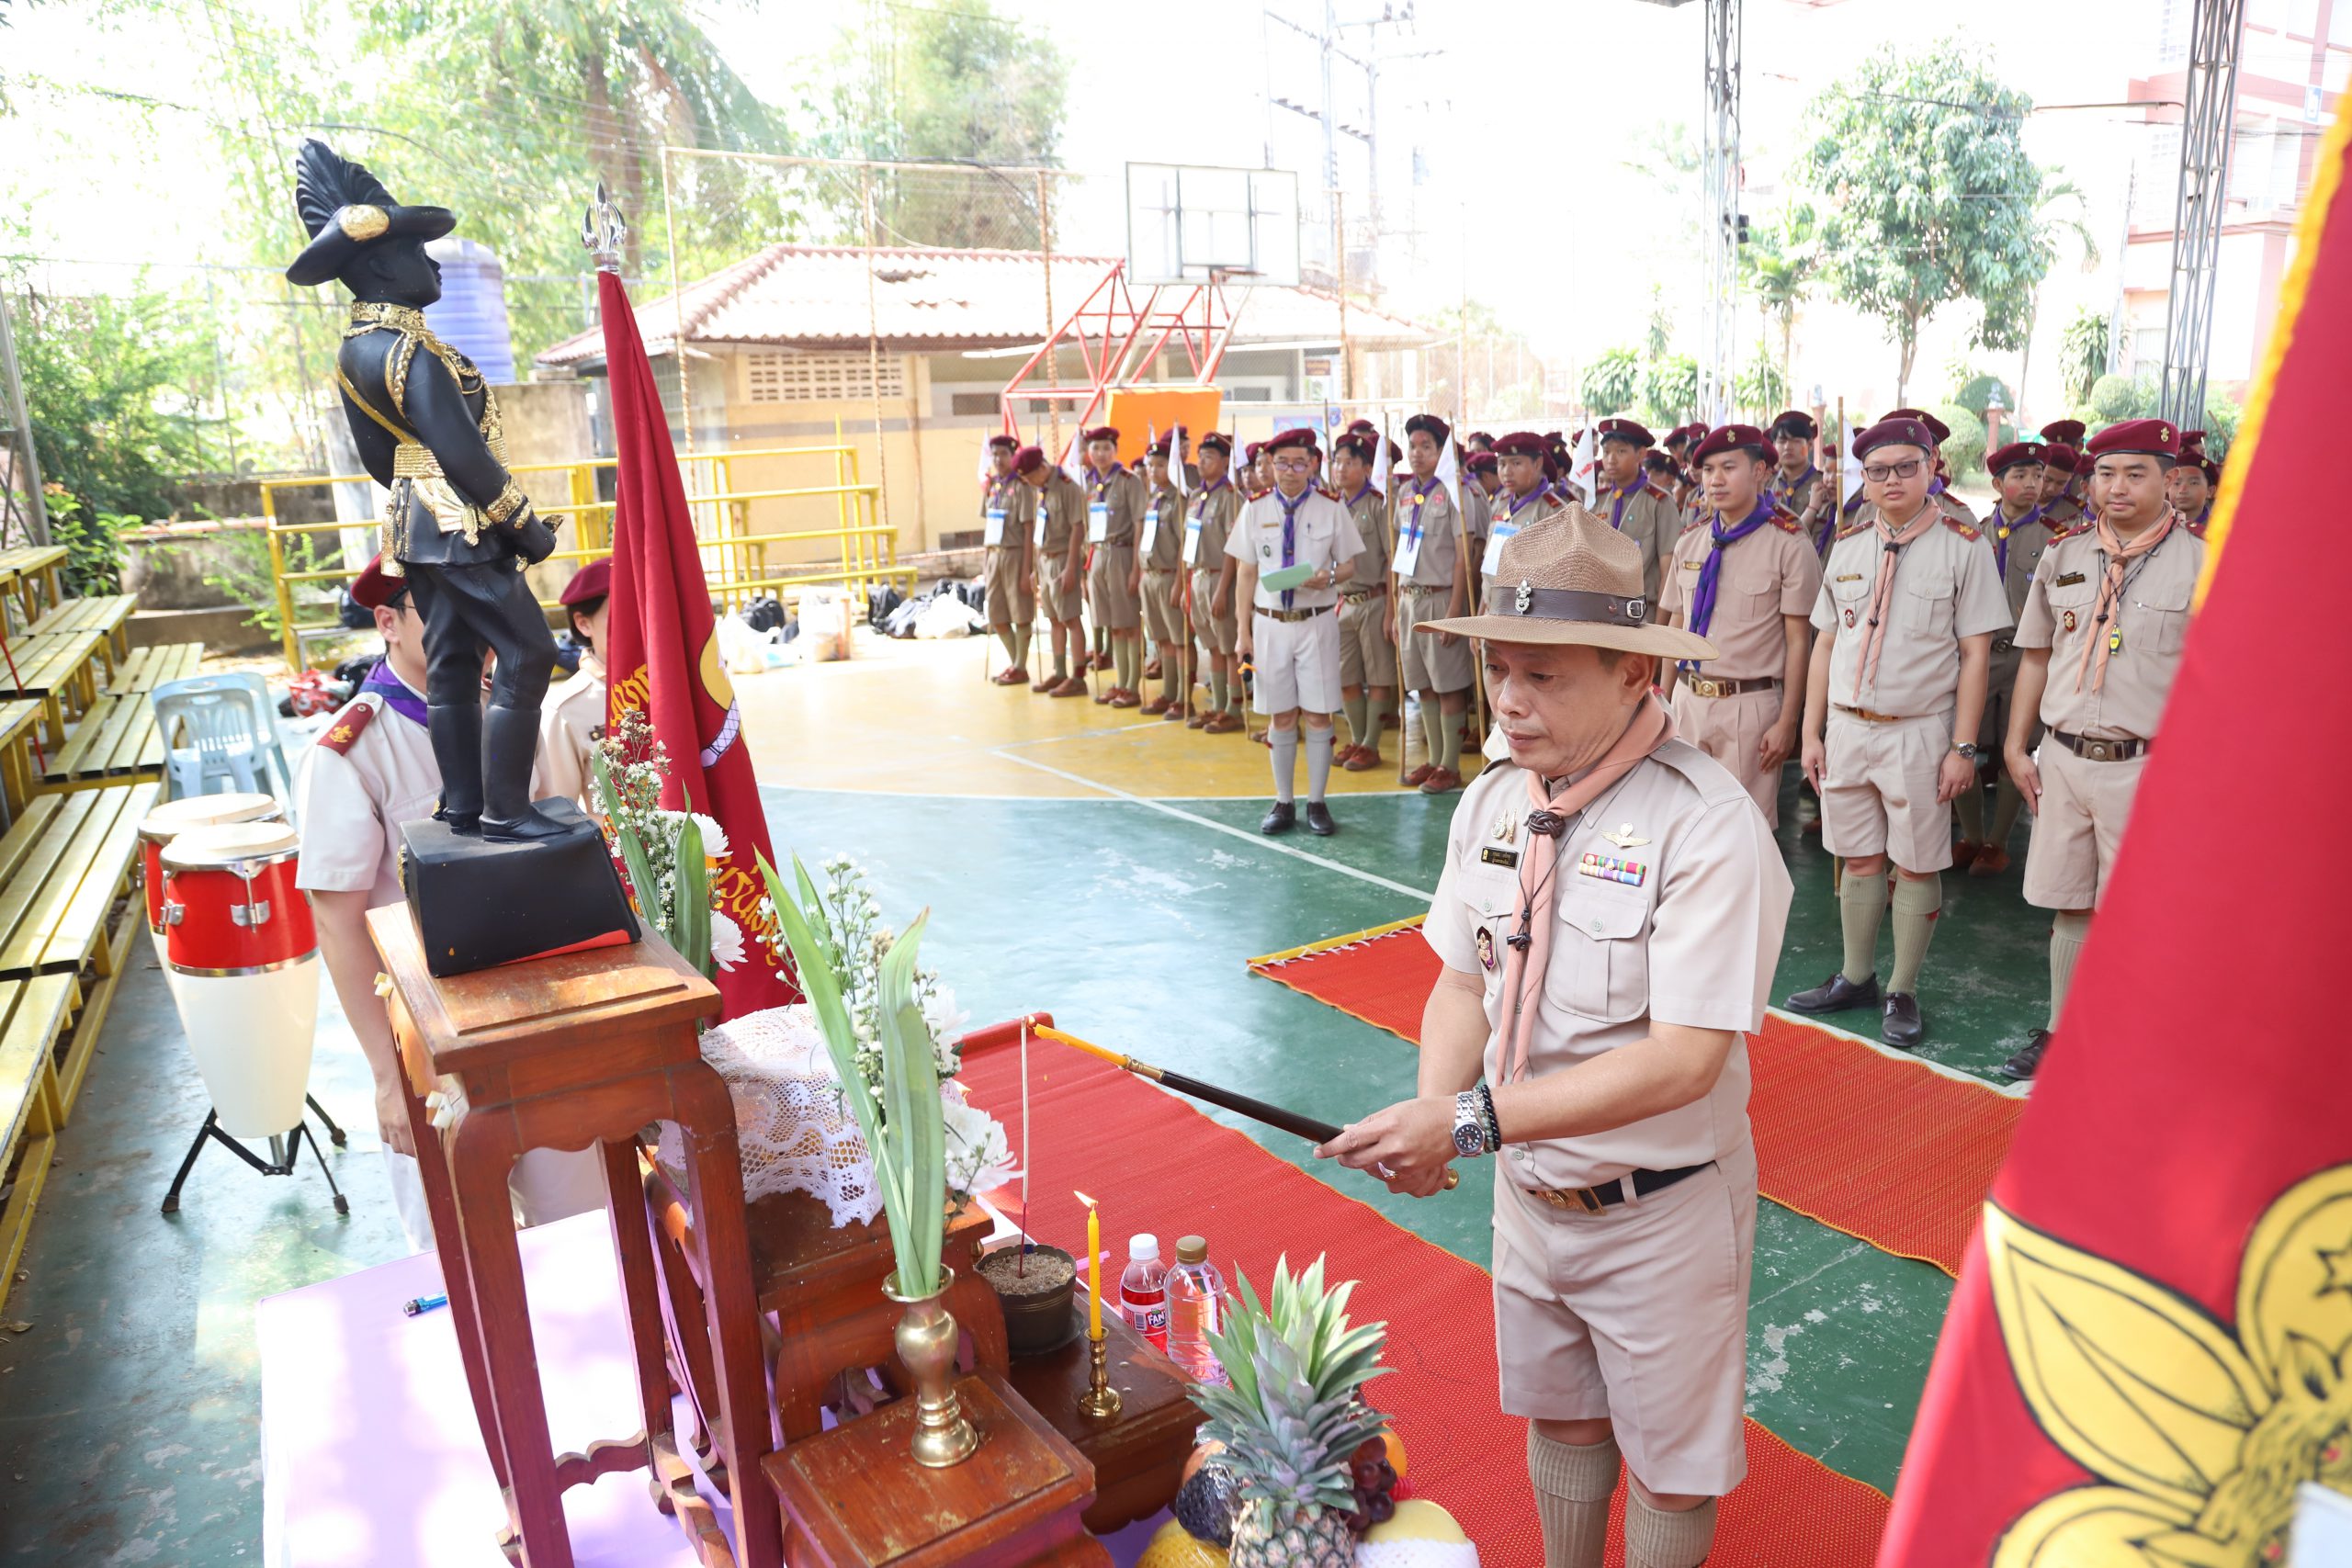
[977,406,2218,1080]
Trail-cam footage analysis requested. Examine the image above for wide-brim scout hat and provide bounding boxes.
[286,140,456,288]
[1419,503,1717,661]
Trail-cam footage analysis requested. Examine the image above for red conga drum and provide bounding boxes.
[161,822,319,1139]
[138,793,282,972]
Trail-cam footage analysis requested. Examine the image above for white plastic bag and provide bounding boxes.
[911,593,982,639]
[717,611,782,675]
[798,587,854,662]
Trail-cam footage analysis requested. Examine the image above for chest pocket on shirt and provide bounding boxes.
[2042,578,2096,643]
[1900,562,1956,641]
[2131,573,2194,655]
[1545,884,1653,1023]
[1460,876,1521,1006]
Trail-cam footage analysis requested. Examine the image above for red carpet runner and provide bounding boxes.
[1247,919,2023,1279]
[960,1032,1891,1568]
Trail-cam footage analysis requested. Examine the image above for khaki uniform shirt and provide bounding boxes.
[1086,466,1146,547]
[2015,522,2205,740]
[1394,479,1464,590]
[533,653,605,807]
[1186,479,1241,571]
[982,473,1035,559]
[294,674,440,910]
[1930,483,1978,527]
[1810,511,2013,716]
[1427,744,1792,1191]
[1142,483,1185,571]
[1989,509,2058,632]
[1596,479,1677,604]
[1343,485,1391,585]
[1227,490,1363,613]
[1033,473,1088,559]
[1657,507,1823,682]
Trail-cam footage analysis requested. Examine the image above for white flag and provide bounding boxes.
[1842,434,1865,507]
[978,431,994,493]
[1568,425,1599,507]
[1437,432,1460,503]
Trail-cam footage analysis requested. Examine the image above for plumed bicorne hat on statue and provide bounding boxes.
[285,138,457,287]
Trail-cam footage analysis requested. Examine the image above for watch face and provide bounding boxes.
[1454,1122,1486,1157]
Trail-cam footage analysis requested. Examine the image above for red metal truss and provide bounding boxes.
[997,263,1250,460]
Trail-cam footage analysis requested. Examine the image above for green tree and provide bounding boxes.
[1735,349,1788,422]
[1949,369,2014,420]
[13,282,211,523]
[2060,306,2113,407]
[1797,40,2061,401]
[1580,349,1643,418]
[1738,206,1818,395]
[1929,400,1986,478]
[1643,355,1697,430]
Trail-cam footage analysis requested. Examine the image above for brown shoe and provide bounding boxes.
[1049,676,1090,698]
[1030,673,1057,693]
[1109,688,1141,709]
[1418,766,1464,795]
[1163,701,1192,722]
[1092,651,1115,672]
[1185,708,1209,729]
[1405,762,1436,786]
[1142,694,1171,715]
[1203,711,1241,734]
[1143,660,1162,681]
[1968,844,2011,877]
[1093,683,1114,704]
[1951,840,1982,869]
[993,666,1028,686]
[1342,747,1384,773]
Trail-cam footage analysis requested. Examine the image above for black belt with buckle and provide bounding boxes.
[2052,729,2149,761]
[1255,604,1335,624]
[1533,1162,1712,1213]
[1340,584,1388,602]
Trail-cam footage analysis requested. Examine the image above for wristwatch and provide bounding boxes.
[1453,1089,1498,1159]
[1952,741,1979,761]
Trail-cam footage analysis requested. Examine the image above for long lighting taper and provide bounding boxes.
[1039,1027,1461,1192]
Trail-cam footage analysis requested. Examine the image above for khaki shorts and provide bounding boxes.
[1668,683,1786,827]
[2022,737,2147,910]
[985,546,1034,630]
[1337,592,1398,688]
[1491,1142,1758,1499]
[1037,555,1084,624]
[1820,710,1954,871]
[1400,583,1474,693]
[1142,568,1185,645]
[1250,607,1342,716]
[1191,569,1236,656]
[1086,543,1140,631]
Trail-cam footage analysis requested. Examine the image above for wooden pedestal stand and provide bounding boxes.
[1006,1308,1204,1534]
[370,909,780,1568]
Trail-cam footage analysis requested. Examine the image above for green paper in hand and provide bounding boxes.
[1258,563,1316,592]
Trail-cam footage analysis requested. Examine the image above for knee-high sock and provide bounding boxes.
[1991,774,2027,847]
[1163,650,1182,704]
[1052,640,1069,680]
[1208,669,1227,714]
[997,624,1021,663]
[1888,872,1943,995]
[1270,728,1298,804]
[1439,704,1464,771]
[1306,726,1336,802]
[1093,625,1107,660]
[1227,665,1245,713]
[1342,693,1369,748]
[1419,697,1445,770]
[1954,775,1984,842]
[1012,624,1032,668]
[2048,908,2092,1029]
[1527,1428,1618,1568]
[1839,864,1887,984]
[1624,1493,1718,1568]
[1363,693,1392,753]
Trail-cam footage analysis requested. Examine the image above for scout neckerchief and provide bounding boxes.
[1772,462,1819,506]
[1853,502,1942,701]
[1606,475,1645,530]
[1503,480,1555,525]
[1497,694,1678,1084]
[1399,479,1441,573]
[361,658,428,728]
[1681,502,1776,671]
[2075,510,2177,694]
[1192,475,1228,520]
[1347,481,1377,512]
[1276,487,1309,609]
[1992,501,2044,577]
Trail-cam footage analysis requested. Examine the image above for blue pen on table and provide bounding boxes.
[402,1292,448,1317]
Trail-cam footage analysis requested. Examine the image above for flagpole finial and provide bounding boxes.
[582,181,628,275]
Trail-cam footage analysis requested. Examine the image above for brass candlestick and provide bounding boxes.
[1076,1333,1122,1421]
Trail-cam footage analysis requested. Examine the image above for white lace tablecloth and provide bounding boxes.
[655,1004,882,1227]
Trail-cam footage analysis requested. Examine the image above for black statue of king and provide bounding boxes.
[286,138,567,843]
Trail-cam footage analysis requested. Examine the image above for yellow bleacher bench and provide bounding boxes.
[31,594,138,663]
[104,642,205,697]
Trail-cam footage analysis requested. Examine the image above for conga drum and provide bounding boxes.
[138,794,281,970]
[161,822,319,1139]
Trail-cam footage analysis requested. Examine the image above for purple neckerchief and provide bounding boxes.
[1682,503,1776,664]
[1608,477,1645,529]
[361,660,428,727]
[1504,481,1554,524]
[1347,482,1377,511]
[1929,475,1948,495]
[1774,463,1820,502]
[1277,490,1308,609]
[1993,502,2044,576]
[1192,476,1229,517]
[1091,465,1125,496]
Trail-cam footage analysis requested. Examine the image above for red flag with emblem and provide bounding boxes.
[595,269,797,1015]
[1876,99,2352,1565]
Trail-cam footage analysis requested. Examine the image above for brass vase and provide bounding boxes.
[884,1267,981,1468]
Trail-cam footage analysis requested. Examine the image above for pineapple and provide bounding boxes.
[1189,1256,1392,1568]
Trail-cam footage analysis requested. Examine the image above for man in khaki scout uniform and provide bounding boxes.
[1017,446,1091,698]
[1185,433,1246,734]
[1080,426,1148,707]
[1765,410,1836,555]
[1998,419,2204,1081]
[1139,436,1190,716]
[1657,425,1822,829]
[1589,419,1676,605]
[1321,510,1789,1568]
[1232,427,1363,837]
[1961,441,2060,878]
[533,558,611,808]
[1396,413,1476,795]
[1788,416,2010,1049]
[1329,432,1396,771]
[979,434,1037,686]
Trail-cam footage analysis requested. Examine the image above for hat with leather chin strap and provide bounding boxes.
[1418,502,1717,661]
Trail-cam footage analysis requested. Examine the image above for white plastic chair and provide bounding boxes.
[152,682,271,800]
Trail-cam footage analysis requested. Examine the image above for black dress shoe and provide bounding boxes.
[1882,992,1925,1050]
[1260,802,1296,835]
[1999,1028,2051,1081]
[1303,801,1336,836]
[1784,972,1880,1014]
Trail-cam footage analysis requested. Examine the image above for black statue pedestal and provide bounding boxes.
[401,798,639,976]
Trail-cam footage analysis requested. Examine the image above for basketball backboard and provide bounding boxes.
[1125,164,1300,288]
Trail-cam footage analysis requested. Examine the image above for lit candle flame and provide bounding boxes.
[1073,1190,1098,1208]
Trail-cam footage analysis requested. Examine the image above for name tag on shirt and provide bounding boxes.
[1395,517,1423,578]
[1088,500,1111,543]
[983,506,1007,547]
[1182,514,1203,566]
[1034,507,1048,547]
[1481,521,1519,577]
[1142,502,1168,557]
[2053,571,2086,587]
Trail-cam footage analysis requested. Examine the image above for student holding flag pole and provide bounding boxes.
[1185,433,1245,734]
[1330,428,1396,771]
[1141,430,1190,717]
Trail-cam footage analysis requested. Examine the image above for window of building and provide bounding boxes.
[948,392,1004,417]
[2132,325,2167,375]
[741,352,907,403]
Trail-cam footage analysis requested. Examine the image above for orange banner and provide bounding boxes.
[1102,388,1226,465]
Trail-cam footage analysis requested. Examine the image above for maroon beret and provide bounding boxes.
[560,558,613,606]
[2040,443,2080,474]
[1265,427,1320,455]
[1660,426,1691,448]
[2086,418,2182,461]
[349,554,401,611]
[1465,452,1499,476]
[1013,444,1050,476]
[1985,441,2047,475]
[1591,417,1654,447]
[1198,432,1232,456]
[1147,434,1175,458]
[1082,426,1119,445]
[987,433,1018,451]
[1465,430,1495,448]
[2177,428,2207,446]
[1853,417,1939,460]
[1404,412,1452,446]
[2039,419,2087,446]
[1768,410,1817,441]
[1491,431,1548,459]
[1346,418,1378,435]
[1244,441,1265,462]
[1331,434,1377,464]
[1690,424,1770,465]
[2199,457,2222,484]
[1882,407,1953,446]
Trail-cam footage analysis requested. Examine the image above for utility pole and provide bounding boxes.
[2159,0,2248,426]
[1698,0,1742,424]
[0,289,48,548]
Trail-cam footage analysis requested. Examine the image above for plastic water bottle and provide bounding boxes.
[1163,1235,1228,1385]
[1119,1233,1169,1351]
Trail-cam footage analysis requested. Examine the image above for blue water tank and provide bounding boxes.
[423,237,517,385]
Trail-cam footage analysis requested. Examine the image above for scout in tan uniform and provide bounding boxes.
[1231,427,1363,837]
[298,557,605,1252]
[2168,455,2217,536]
[2036,444,2087,531]
[1962,442,2059,877]
[1465,452,1505,606]
[534,558,610,808]
[1396,413,1475,794]
[1329,433,1396,771]
[1017,446,1090,697]
[1657,425,1822,828]
[1480,430,1571,622]
[1185,434,1246,734]
[1139,437,1189,716]
[1765,410,1837,556]
[1322,511,1788,1568]
[1079,427,1148,707]
[1998,419,2203,1081]
[1589,419,1675,604]
[979,434,1037,685]
[1788,417,2011,1049]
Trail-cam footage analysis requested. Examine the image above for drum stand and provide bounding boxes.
[158,1097,350,1215]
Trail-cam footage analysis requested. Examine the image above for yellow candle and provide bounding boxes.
[1086,1201,1103,1340]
